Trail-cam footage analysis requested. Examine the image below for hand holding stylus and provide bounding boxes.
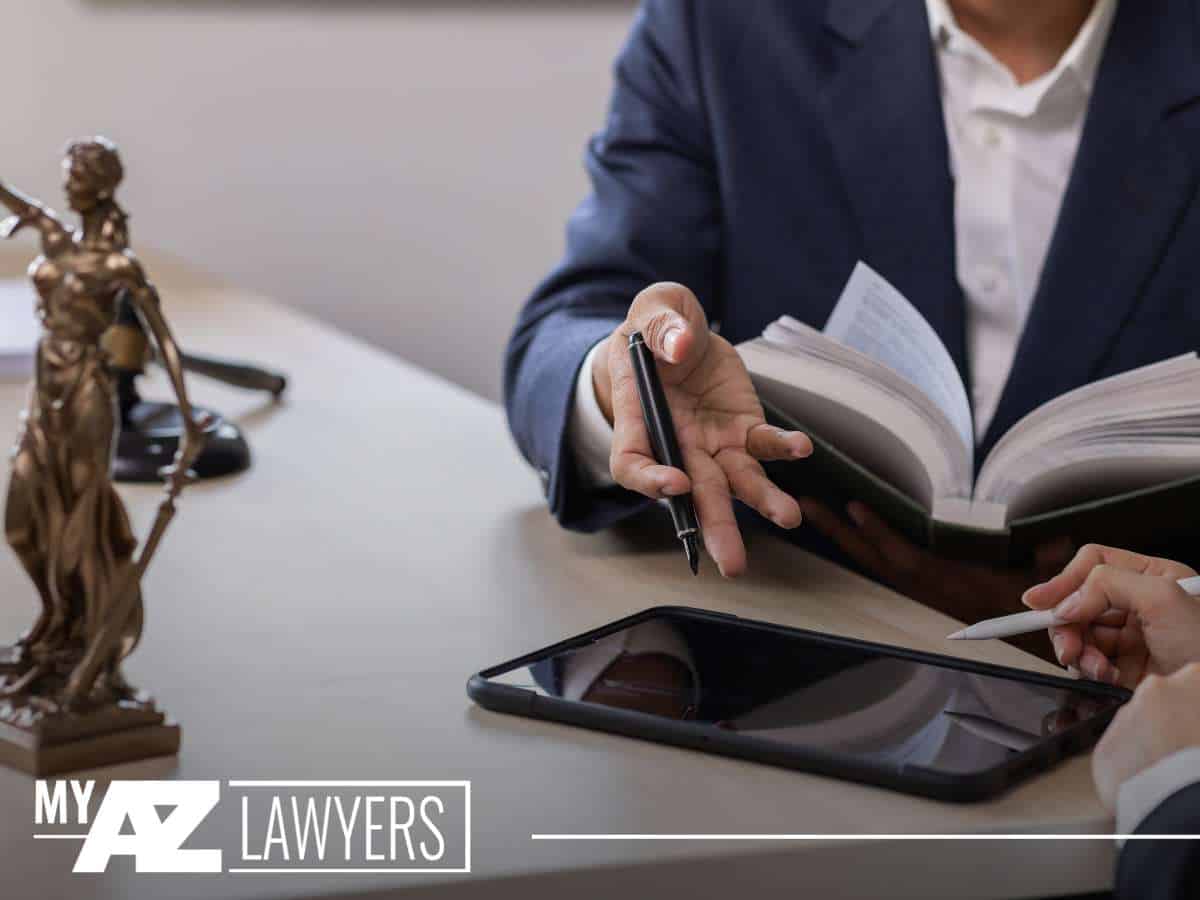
[1020,545,1200,688]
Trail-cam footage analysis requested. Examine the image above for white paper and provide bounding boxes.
[0,279,39,381]
[824,262,974,457]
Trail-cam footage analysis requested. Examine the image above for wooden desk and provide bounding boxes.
[0,250,1115,899]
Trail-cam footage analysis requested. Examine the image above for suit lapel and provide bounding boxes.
[822,0,968,378]
[981,0,1200,454]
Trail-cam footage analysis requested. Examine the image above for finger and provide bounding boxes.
[1049,624,1084,667]
[1022,544,1125,609]
[1053,609,1131,649]
[1023,544,1155,609]
[684,448,746,578]
[846,502,922,576]
[1116,620,1147,658]
[1054,566,1183,628]
[798,498,889,576]
[1113,657,1148,690]
[624,282,710,371]
[717,449,802,529]
[1078,643,1120,685]
[1087,624,1123,659]
[610,457,691,499]
[1114,626,1151,689]
[745,424,814,462]
[1023,543,1193,609]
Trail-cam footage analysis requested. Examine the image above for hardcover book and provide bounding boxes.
[739,263,1200,563]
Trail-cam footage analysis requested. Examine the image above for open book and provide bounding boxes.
[738,263,1200,560]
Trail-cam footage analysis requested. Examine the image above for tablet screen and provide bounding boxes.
[485,611,1124,776]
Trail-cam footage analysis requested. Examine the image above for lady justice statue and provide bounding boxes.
[0,138,207,774]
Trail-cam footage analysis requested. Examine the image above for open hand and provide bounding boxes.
[593,283,813,576]
[1023,544,1200,688]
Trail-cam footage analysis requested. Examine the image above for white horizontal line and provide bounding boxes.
[32,834,88,840]
[531,834,1200,841]
[228,868,469,874]
[227,781,469,789]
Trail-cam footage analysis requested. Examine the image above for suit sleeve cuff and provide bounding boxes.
[568,340,618,488]
[1117,747,1200,835]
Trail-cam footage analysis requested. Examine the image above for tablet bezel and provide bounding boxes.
[467,606,1130,803]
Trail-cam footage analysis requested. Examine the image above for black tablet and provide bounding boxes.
[467,606,1130,802]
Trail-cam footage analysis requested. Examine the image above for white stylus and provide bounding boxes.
[946,575,1200,641]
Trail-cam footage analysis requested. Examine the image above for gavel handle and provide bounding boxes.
[178,352,288,397]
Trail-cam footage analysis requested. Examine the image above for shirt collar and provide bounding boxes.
[925,0,1117,96]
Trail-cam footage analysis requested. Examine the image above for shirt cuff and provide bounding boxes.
[1116,746,1200,835]
[567,339,618,488]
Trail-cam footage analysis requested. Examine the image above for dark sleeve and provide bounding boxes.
[502,0,723,532]
[1116,783,1200,900]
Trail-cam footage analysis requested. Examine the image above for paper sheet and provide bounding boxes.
[824,262,974,457]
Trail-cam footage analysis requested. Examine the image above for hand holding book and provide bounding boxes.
[739,263,1200,562]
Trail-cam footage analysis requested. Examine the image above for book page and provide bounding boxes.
[755,319,973,498]
[976,354,1200,513]
[824,263,973,459]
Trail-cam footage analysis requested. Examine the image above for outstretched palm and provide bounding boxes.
[598,283,812,576]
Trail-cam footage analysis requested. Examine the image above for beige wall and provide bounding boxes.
[3,1,635,402]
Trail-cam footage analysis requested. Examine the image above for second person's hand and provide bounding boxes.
[1022,544,1200,687]
[1091,663,1200,813]
[593,283,813,576]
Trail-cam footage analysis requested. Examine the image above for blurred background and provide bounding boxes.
[4,0,636,403]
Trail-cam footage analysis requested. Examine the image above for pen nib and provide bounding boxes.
[684,534,699,576]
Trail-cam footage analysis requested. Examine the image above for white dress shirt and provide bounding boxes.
[563,0,1195,831]
[570,0,1119,485]
[929,0,1117,441]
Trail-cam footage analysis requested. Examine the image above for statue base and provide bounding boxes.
[115,400,250,483]
[0,650,180,776]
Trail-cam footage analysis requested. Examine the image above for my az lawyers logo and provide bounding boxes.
[33,780,471,874]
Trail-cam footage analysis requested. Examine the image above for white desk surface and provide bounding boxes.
[0,249,1115,899]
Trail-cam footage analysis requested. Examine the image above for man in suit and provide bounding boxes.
[1025,544,1199,899]
[504,0,1200,619]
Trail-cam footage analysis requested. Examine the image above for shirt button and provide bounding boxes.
[983,125,1002,149]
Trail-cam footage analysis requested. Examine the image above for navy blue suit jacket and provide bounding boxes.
[504,0,1200,536]
[1118,782,1200,900]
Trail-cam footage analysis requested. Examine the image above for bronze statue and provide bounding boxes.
[0,138,205,773]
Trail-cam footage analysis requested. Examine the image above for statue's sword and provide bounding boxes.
[64,417,213,706]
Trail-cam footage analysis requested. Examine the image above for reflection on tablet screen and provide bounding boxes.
[488,612,1116,776]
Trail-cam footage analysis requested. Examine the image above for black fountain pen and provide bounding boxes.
[628,331,701,575]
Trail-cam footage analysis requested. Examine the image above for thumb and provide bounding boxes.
[625,282,709,367]
[1054,565,1179,627]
